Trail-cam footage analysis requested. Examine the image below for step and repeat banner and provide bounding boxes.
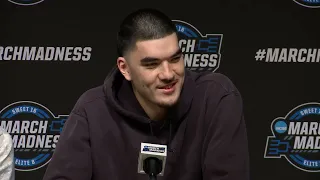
[0,0,319,179]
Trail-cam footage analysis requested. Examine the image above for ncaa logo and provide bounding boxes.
[293,0,320,8]
[172,20,223,73]
[0,101,68,171]
[264,102,320,172]
[8,0,44,6]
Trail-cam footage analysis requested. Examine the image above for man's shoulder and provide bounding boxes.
[78,85,105,104]
[187,70,239,94]
[72,85,105,112]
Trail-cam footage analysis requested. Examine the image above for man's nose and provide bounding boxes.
[159,61,174,81]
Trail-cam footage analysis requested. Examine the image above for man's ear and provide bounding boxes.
[117,57,131,81]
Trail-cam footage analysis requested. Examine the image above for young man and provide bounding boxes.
[0,127,15,180]
[43,8,250,180]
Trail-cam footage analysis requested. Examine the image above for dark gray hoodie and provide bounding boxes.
[42,67,250,180]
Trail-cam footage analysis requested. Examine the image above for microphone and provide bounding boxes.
[137,143,167,180]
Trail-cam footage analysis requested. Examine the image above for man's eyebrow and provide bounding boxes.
[170,49,183,58]
[140,57,159,64]
[140,49,183,64]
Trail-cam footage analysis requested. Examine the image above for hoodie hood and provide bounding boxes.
[103,66,196,137]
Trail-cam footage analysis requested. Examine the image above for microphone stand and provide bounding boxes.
[143,157,163,180]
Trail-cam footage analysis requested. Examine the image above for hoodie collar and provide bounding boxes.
[103,66,195,129]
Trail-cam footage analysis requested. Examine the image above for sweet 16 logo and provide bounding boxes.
[293,0,320,8]
[8,0,44,6]
[0,101,68,171]
[264,102,320,172]
[172,20,223,73]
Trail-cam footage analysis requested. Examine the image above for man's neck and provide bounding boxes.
[133,90,167,121]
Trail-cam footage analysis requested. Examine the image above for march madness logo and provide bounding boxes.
[264,102,320,172]
[8,0,44,6]
[293,0,320,8]
[0,101,67,171]
[173,20,223,72]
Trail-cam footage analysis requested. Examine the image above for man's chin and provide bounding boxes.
[157,102,176,108]
[156,97,180,108]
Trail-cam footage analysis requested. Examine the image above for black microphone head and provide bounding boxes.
[143,157,163,176]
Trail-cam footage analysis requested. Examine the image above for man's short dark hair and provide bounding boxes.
[117,8,177,57]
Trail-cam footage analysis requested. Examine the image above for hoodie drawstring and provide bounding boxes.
[168,119,173,152]
[148,119,174,153]
[149,122,154,136]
